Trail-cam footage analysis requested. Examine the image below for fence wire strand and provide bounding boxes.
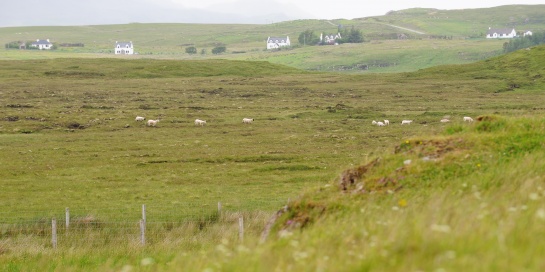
[0,199,286,250]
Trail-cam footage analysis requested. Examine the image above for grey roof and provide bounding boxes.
[487,28,515,35]
[32,39,52,45]
[267,36,288,42]
[115,41,133,47]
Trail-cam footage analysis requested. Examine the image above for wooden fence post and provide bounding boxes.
[142,204,146,223]
[239,216,244,243]
[218,202,222,215]
[141,204,146,246]
[52,218,57,249]
[140,219,145,246]
[65,207,70,230]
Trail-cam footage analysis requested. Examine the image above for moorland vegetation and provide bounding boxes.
[1,5,545,271]
[0,42,544,270]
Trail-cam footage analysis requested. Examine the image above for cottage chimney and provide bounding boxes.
[46,39,49,42]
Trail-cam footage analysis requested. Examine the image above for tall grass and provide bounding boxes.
[1,46,545,270]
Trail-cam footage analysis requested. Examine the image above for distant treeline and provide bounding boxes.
[503,31,545,53]
[4,41,84,49]
[59,43,85,47]
[298,26,364,46]
[5,41,24,49]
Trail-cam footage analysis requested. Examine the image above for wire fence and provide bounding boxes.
[0,199,287,250]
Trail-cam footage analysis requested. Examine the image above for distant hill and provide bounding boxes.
[344,5,545,39]
[0,0,311,27]
[1,5,544,74]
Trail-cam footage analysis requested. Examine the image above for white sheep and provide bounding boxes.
[147,119,159,127]
[377,121,385,127]
[194,119,207,126]
[401,120,413,125]
[463,116,474,122]
[135,116,145,121]
[372,120,377,125]
[384,120,390,125]
[242,118,254,124]
[440,118,450,123]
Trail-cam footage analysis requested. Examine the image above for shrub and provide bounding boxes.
[212,46,226,54]
[185,46,197,54]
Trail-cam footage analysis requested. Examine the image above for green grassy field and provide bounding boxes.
[1,41,545,270]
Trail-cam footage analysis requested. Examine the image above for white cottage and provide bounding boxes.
[31,39,53,50]
[115,41,134,55]
[266,36,290,50]
[523,30,533,37]
[486,28,517,39]
[320,33,342,45]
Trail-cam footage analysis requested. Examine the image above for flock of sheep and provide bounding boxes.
[134,116,254,127]
[371,116,474,126]
[135,115,474,128]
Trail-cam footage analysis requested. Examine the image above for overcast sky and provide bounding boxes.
[1,0,543,27]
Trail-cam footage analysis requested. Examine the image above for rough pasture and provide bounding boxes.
[1,58,545,217]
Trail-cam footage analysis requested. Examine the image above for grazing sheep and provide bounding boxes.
[377,121,385,127]
[135,116,145,121]
[194,119,207,126]
[463,116,474,122]
[384,120,390,125]
[440,118,450,123]
[242,118,254,124]
[401,120,413,125]
[147,119,159,127]
[372,120,377,125]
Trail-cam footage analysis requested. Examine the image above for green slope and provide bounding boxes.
[411,44,545,91]
[256,45,545,271]
[1,5,545,74]
[357,5,545,38]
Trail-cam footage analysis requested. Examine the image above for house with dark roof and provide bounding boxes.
[31,39,53,50]
[486,28,517,39]
[266,36,290,50]
[114,41,134,55]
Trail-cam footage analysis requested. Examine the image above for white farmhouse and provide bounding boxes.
[31,39,53,50]
[523,30,533,37]
[320,33,342,45]
[486,28,517,39]
[115,41,134,55]
[266,36,290,50]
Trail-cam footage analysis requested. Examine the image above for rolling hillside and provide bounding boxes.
[354,5,545,38]
[1,39,544,272]
[1,5,545,73]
